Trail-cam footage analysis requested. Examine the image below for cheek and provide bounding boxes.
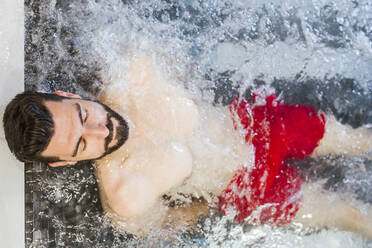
[90,107,107,122]
[85,138,106,157]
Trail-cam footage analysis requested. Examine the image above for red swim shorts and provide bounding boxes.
[218,94,325,225]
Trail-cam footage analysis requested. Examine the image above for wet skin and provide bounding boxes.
[38,58,372,238]
[94,55,372,238]
[41,92,128,167]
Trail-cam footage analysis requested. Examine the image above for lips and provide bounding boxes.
[95,102,129,159]
[110,117,117,145]
[106,114,120,150]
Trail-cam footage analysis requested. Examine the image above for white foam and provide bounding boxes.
[31,0,372,245]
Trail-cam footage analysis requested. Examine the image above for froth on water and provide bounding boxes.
[26,0,372,246]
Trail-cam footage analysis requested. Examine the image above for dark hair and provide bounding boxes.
[2,91,68,163]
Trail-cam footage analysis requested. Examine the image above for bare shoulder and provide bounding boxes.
[95,142,193,220]
[95,153,155,220]
[126,54,158,87]
[127,53,192,97]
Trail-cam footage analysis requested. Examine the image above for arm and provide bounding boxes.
[162,197,210,233]
[104,195,209,237]
[312,115,372,158]
[100,54,188,104]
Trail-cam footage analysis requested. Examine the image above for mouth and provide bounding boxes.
[105,114,120,151]
[96,102,129,159]
[111,117,117,145]
[105,115,114,151]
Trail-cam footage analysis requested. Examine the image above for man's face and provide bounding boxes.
[41,97,128,166]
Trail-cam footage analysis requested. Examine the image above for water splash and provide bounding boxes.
[25,0,372,246]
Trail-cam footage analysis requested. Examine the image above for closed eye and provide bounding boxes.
[80,138,87,153]
[77,103,84,125]
[79,106,88,153]
[73,103,88,157]
[84,108,89,123]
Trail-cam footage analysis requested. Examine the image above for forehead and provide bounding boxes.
[43,98,108,121]
[45,98,103,112]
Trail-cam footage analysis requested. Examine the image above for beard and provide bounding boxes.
[96,102,129,159]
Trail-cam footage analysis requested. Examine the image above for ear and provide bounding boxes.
[54,90,82,99]
[48,161,77,167]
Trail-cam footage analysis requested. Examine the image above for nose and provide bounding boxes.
[83,123,109,138]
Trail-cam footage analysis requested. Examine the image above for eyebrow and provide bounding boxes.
[72,103,86,157]
[76,103,83,125]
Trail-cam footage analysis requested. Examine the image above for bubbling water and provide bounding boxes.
[25,0,372,246]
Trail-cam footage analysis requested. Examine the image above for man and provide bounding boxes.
[3,55,372,238]
[3,90,129,166]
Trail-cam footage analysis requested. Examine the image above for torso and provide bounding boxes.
[95,55,251,225]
